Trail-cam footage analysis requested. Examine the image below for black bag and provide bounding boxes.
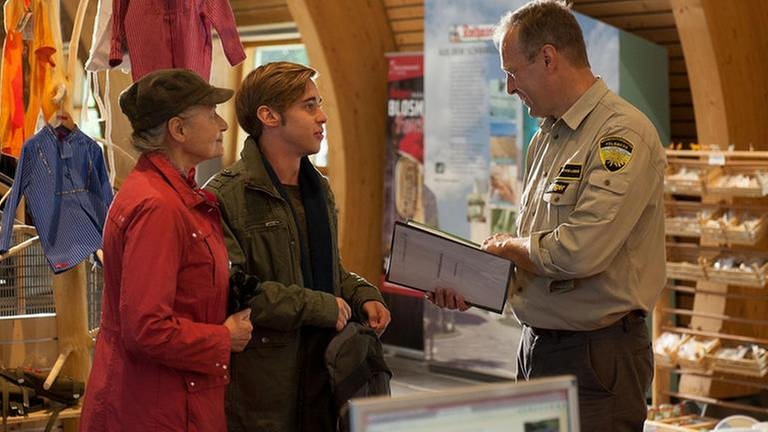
[325,322,392,432]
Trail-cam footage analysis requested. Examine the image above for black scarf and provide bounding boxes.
[261,154,334,294]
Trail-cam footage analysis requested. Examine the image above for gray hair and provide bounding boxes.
[493,0,589,68]
[129,107,198,154]
[130,123,167,154]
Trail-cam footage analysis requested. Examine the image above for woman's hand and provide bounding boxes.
[224,308,253,352]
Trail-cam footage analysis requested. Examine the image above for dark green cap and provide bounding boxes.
[119,69,234,131]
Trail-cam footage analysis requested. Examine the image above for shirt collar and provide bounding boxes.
[44,125,80,159]
[558,77,609,131]
[144,152,211,209]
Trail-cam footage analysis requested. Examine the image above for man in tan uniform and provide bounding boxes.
[431,1,666,430]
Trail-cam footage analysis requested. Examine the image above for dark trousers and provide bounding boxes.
[517,313,653,432]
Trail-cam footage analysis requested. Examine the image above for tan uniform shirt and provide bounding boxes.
[511,78,667,330]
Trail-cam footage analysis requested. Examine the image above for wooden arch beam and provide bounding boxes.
[672,0,768,149]
[287,0,396,281]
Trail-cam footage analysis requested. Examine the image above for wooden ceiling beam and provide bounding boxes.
[672,0,768,149]
[632,28,680,43]
[235,8,293,27]
[575,0,672,16]
[383,0,423,7]
[599,12,676,30]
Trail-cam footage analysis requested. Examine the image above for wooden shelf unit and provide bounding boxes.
[3,406,81,426]
[653,149,768,415]
[1,245,91,430]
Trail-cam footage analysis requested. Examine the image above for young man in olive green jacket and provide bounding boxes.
[205,62,390,432]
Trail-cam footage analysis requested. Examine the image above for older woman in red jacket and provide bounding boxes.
[80,69,252,432]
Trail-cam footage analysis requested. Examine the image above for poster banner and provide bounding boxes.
[380,53,427,354]
[424,0,619,242]
[382,52,431,271]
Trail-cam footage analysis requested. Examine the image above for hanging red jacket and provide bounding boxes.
[79,152,231,432]
[109,0,246,80]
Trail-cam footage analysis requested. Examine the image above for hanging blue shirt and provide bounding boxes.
[0,126,113,273]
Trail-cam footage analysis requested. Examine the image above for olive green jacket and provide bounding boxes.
[205,139,384,432]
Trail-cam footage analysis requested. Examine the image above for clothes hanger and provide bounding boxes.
[47,84,76,132]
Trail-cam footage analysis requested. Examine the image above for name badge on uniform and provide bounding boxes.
[546,180,570,194]
[555,163,582,182]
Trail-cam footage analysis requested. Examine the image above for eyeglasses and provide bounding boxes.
[502,47,541,83]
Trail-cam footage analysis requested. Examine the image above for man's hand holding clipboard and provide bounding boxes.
[386,221,513,313]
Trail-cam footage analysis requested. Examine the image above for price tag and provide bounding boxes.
[708,152,726,166]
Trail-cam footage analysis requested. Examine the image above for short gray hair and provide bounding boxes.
[494,0,589,68]
[130,123,167,154]
[129,106,200,154]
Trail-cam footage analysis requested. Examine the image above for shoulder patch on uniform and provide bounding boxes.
[598,136,633,172]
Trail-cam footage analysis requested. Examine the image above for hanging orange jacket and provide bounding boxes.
[24,0,67,141]
[0,0,28,156]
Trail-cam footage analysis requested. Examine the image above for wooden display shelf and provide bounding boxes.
[659,366,768,390]
[656,148,768,410]
[664,284,768,301]
[4,406,81,425]
[666,149,768,163]
[664,391,768,416]
[660,307,768,327]
[662,326,768,346]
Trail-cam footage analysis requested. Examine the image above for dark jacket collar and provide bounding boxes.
[239,137,325,195]
[239,137,283,197]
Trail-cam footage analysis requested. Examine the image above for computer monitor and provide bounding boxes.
[349,375,580,432]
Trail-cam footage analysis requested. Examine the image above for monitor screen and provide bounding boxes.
[349,375,579,432]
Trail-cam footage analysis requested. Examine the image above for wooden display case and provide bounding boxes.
[654,149,768,418]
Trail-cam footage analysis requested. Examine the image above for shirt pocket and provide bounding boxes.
[178,225,218,318]
[243,218,298,283]
[582,171,630,220]
[182,372,227,430]
[542,181,579,225]
[249,326,296,349]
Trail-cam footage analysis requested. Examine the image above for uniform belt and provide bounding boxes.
[527,310,646,339]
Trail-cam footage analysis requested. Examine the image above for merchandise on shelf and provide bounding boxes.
[665,207,703,237]
[707,255,768,288]
[676,336,721,371]
[707,170,768,197]
[666,257,706,281]
[645,403,719,431]
[701,210,767,246]
[659,148,768,417]
[654,332,691,368]
[707,344,768,377]
[664,166,714,195]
